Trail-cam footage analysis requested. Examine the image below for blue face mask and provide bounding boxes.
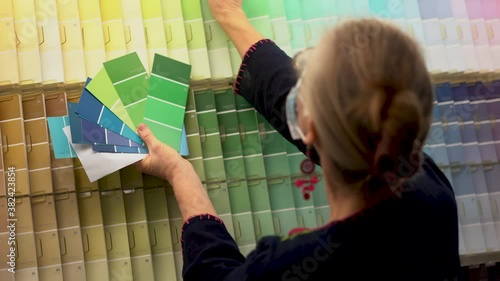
[286,79,306,141]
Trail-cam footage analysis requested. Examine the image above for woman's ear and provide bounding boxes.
[302,117,318,146]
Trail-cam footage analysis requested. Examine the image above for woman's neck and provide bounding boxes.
[321,156,394,224]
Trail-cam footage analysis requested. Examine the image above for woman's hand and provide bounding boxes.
[135,123,190,183]
[208,0,264,59]
[208,0,244,22]
[135,123,218,221]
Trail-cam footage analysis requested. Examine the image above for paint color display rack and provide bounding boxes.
[1,0,500,280]
[1,0,500,91]
[1,79,500,281]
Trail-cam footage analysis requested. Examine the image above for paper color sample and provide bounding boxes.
[122,0,149,70]
[482,0,500,69]
[465,0,495,71]
[57,0,86,83]
[140,0,169,71]
[34,0,65,84]
[32,195,64,280]
[0,94,30,195]
[69,101,144,148]
[81,119,144,147]
[100,0,127,60]
[143,53,191,151]
[200,0,233,79]
[77,78,142,145]
[161,0,190,64]
[47,116,77,159]
[103,52,150,128]
[12,0,43,84]
[54,192,87,281]
[0,127,4,196]
[0,0,19,85]
[144,187,177,281]
[45,92,77,193]
[92,144,148,154]
[22,93,53,195]
[268,0,293,55]
[180,125,189,156]
[63,126,145,182]
[78,0,107,78]
[181,0,212,81]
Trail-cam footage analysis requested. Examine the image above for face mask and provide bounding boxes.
[286,79,307,141]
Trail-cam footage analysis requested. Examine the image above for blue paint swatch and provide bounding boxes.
[76,78,144,146]
[92,144,149,154]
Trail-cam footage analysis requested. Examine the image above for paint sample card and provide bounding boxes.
[103,52,150,128]
[57,0,86,83]
[465,0,495,71]
[181,0,212,81]
[45,92,77,193]
[100,0,127,60]
[77,78,143,145]
[121,0,149,70]
[284,0,308,55]
[78,0,107,78]
[0,127,4,196]
[141,0,169,71]
[123,190,155,280]
[22,93,53,195]
[63,126,146,182]
[54,192,87,281]
[70,101,144,148]
[34,0,65,84]
[482,0,500,69]
[300,0,327,47]
[161,0,190,64]
[12,0,43,84]
[451,0,480,72]
[200,0,233,79]
[32,195,64,281]
[92,144,148,154]
[268,0,293,55]
[0,94,30,196]
[215,88,256,254]
[77,190,110,281]
[144,187,177,281]
[184,89,206,181]
[47,116,77,159]
[0,0,19,85]
[143,53,191,151]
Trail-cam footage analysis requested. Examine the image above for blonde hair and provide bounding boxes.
[302,19,434,188]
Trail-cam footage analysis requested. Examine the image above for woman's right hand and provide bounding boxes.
[208,0,244,22]
[135,123,191,183]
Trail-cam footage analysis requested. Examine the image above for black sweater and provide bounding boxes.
[181,39,461,281]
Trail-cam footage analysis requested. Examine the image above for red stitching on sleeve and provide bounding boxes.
[233,39,276,95]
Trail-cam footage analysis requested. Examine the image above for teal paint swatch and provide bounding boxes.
[47,116,77,159]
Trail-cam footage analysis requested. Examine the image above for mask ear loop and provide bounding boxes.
[294,145,318,200]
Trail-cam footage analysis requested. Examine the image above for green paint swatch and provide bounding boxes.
[86,68,135,130]
[181,0,212,81]
[161,0,190,64]
[103,52,150,128]
[184,89,206,182]
[215,88,256,249]
[143,53,191,151]
[200,0,233,79]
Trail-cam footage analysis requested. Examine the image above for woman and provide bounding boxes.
[136,1,461,280]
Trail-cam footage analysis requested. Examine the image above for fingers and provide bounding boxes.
[137,123,157,148]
